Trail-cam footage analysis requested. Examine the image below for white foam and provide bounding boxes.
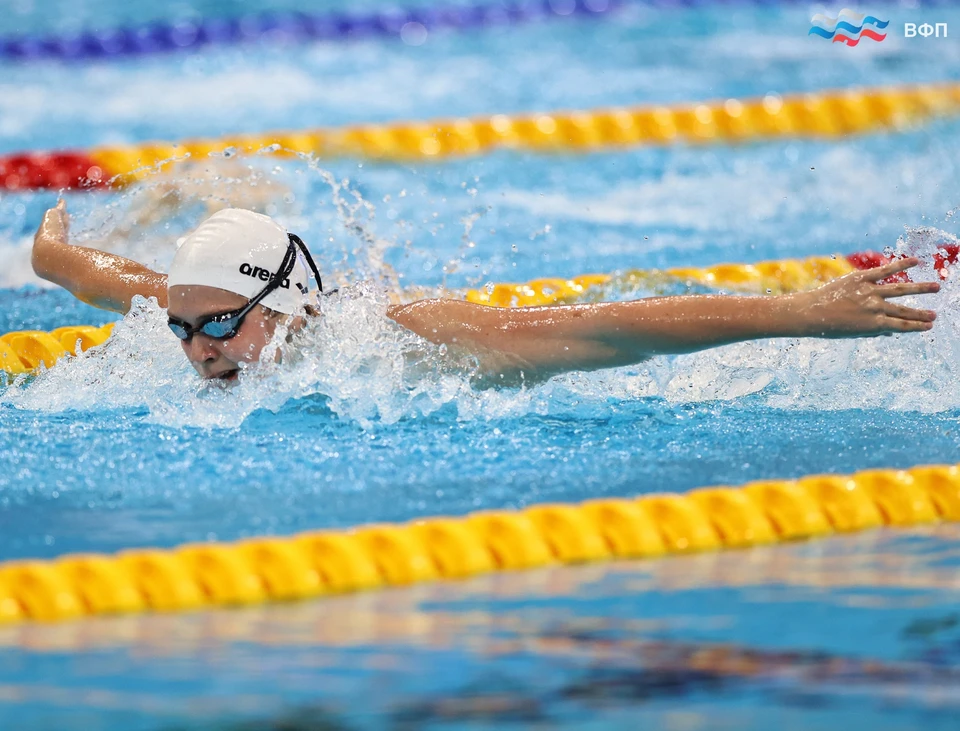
[1,284,479,429]
[0,65,324,145]
[604,226,960,413]
[0,234,55,290]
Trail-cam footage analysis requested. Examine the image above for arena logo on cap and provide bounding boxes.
[809,9,888,46]
[239,262,291,289]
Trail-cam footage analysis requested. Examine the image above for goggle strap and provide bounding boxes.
[237,241,299,319]
[288,232,324,294]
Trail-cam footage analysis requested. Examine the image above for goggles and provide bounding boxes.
[168,233,328,342]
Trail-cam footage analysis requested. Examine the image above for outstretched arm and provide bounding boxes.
[32,200,167,314]
[388,257,939,384]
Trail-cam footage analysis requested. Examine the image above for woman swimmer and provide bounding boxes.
[32,201,940,385]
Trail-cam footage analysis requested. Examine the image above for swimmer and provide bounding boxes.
[32,202,939,385]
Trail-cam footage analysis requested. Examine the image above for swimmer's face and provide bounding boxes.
[167,285,281,381]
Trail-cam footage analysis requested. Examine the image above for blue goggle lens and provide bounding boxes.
[168,315,241,341]
[201,318,238,339]
[168,322,190,340]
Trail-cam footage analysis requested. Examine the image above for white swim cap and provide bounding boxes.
[167,209,308,315]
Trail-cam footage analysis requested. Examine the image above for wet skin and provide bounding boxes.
[167,284,294,381]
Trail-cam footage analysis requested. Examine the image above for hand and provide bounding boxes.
[36,199,70,243]
[790,257,939,338]
[32,199,70,277]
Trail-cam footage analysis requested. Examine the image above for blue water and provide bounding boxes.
[3,1,960,728]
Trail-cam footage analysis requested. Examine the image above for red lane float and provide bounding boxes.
[0,153,106,191]
[846,244,960,281]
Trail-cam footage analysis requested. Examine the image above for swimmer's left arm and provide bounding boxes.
[388,257,938,382]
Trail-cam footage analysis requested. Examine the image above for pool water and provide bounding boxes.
[3,1,960,728]
[5,530,960,730]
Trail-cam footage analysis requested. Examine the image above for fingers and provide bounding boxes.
[862,256,919,282]
[35,201,69,246]
[42,201,64,223]
[881,316,934,333]
[882,301,936,322]
[44,199,70,238]
[58,198,70,234]
[40,207,61,231]
[876,280,940,298]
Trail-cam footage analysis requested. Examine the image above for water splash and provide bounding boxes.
[622,225,960,413]
[1,285,478,429]
[4,156,960,427]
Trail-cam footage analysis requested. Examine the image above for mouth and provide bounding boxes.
[210,368,240,382]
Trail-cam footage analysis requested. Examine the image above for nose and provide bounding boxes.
[184,334,220,367]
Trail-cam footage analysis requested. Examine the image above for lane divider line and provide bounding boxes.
[0,0,625,63]
[1,462,957,623]
[3,83,958,191]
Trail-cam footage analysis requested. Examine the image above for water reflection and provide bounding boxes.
[1,529,960,729]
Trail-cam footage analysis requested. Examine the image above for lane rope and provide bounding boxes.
[463,246,960,307]
[0,0,623,63]
[3,83,958,191]
[4,247,952,376]
[0,461,957,623]
[1,323,114,375]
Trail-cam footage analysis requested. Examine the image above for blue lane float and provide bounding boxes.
[0,0,623,62]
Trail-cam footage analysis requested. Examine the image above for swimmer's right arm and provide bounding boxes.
[32,201,168,314]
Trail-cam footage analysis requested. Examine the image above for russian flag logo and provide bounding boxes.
[809,9,889,46]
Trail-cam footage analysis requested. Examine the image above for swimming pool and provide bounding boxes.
[3,1,960,728]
